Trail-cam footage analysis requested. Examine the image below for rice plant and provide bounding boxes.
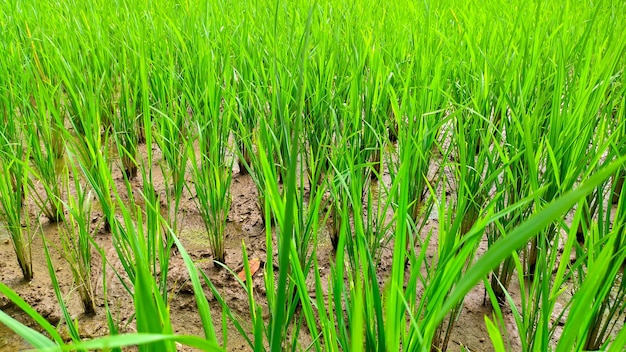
[113,67,141,180]
[58,166,98,315]
[22,81,66,223]
[0,128,32,281]
[151,69,190,233]
[1,91,29,282]
[187,70,233,266]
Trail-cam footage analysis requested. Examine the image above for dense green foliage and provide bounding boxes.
[1,0,625,351]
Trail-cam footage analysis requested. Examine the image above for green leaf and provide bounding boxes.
[34,333,224,352]
[0,309,56,350]
[485,316,506,352]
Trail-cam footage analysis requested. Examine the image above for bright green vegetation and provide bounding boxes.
[1,0,625,351]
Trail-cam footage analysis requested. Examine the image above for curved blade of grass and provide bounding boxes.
[438,155,626,323]
[198,265,254,350]
[288,240,322,352]
[0,309,56,350]
[41,235,81,345]
[34,333,224,352]
[485,316,506,352]
[238,241,265,350]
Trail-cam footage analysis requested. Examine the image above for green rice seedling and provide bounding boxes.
[229,6,321,348]
[40,5,117,136]
[323,166,383,350]
[63,108,116,233]
[58,165,99,315]
[113,66,140,180]
[337,42,387,183]
[497,181,621,351]
[140,170,174,299]
[10,22,67,224]
[328,127,392,266]
[117,121,176,304]
[229,44,274,221]
[302,46,334,190]
[187,84,233,265]
[22,83,66,223]
[251,95,298,350]
[42,234,85,345]
[384,27,450,264]
[151,68,190,233]
[231,36,267,177]
[277,29,333,298]
[454,24,531,305]
[48,30,119,234]
[335,50,379,183]
[323,70,376,253]
[232,74,256,177]
[486,7,626,347]
[566,117,625,350]
[247,93,330,350]
[380,50,542,348]
[239,113,279,226]
[391,92,445,232]
[231,52,280,226]
[0,27,34,281]
[0,156,32,281]
[326,150,350,251]
[292,163,328,282]
[325,80,377,255]
[512,65,622,351]
[0,118,32,281]
[110,32,180,298]
[362,166,397,260]
[270,89,296,187]
[484,16,547,302]
[384,64,406,144]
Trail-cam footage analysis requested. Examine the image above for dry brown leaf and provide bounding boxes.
[238,258,261,282]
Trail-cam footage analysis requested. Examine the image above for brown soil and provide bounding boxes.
[0,142,523,352]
